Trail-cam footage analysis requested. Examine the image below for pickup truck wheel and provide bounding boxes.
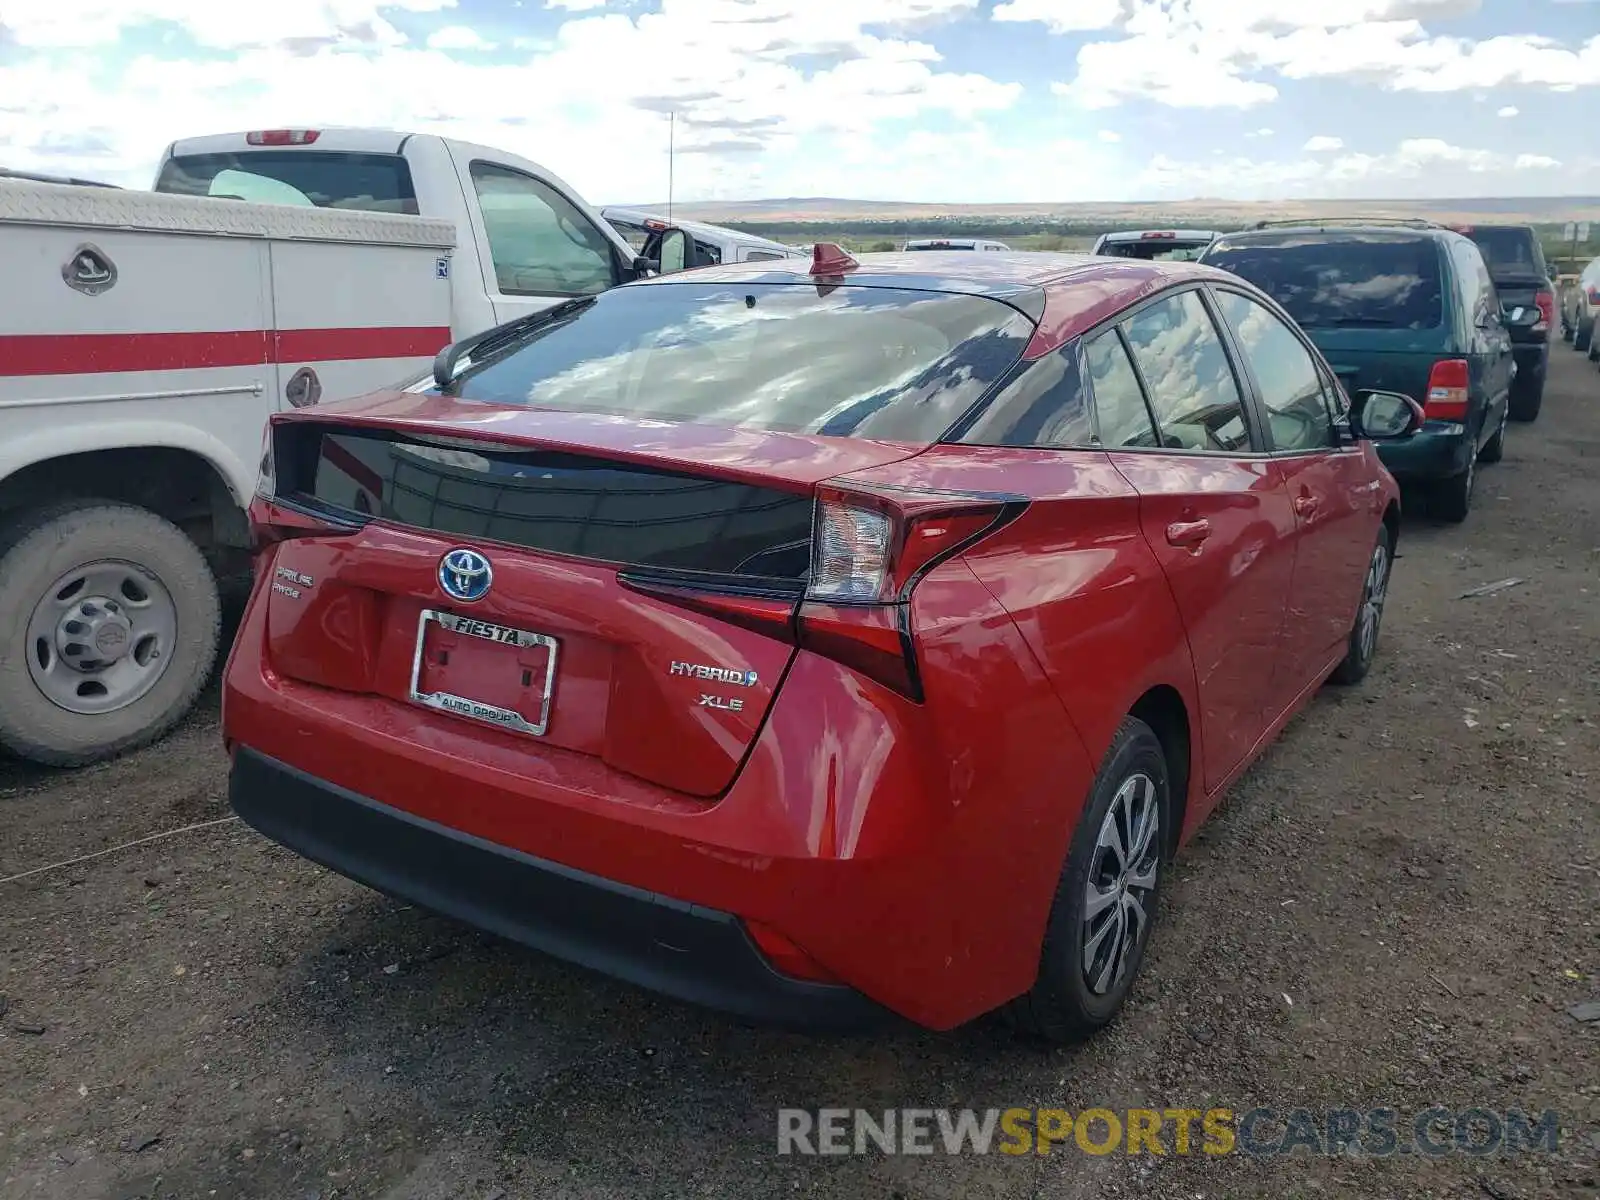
[0,501,220,767]
[1430,453,1475,524]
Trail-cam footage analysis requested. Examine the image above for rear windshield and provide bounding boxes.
[905,242,976,251]
[154,151,418,214]
[448,283,1034,441]
[1203,233,1444,330]
[1462,227,1544,280]
[1098,238,1212,261]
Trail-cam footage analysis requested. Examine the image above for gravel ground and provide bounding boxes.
[3,347,1597,1200]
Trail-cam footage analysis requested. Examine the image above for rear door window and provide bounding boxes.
[1084,331,1159,447]
[154,151,418,213]
[1214,290,1334,453]
[1120,290,1253,452]
[955,347,1094,448]
[1203,233,1445,331]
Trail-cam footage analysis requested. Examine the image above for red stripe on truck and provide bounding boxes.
[0,326,452,377]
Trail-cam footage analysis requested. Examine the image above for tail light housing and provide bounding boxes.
[1586,285,1600,307]
[1424,359,1470,422]
[246,129,320,146]
[620,486,1022,701]
[1533,289,1554,333]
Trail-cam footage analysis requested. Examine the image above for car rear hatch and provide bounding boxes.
[251,277,1037,799]
[1203,229,1452,405]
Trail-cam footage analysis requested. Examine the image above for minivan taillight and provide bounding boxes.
[1424,359,1470,421]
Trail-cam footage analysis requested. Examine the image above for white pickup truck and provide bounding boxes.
[0,126,696,768]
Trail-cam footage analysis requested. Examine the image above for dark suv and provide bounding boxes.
[1452,224,1553,422]
[1201,220,1513,523]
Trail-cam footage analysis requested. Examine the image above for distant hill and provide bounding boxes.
[608,195,1600,227]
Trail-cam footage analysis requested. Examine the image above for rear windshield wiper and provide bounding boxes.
[1315,316,1401,327]
[433,297,597,390]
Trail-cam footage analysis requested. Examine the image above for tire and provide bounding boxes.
[1005,716,1170,1043]
[1430,450,1475,524]
[1328,525,1392,686]
[1507,379,1542,424]
[1576,321,1593,353]
[1479,403,1509,461]
[0,500,221,767]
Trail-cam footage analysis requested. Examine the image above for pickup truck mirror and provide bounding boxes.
[641,227,710,276]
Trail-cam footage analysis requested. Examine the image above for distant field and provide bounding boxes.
[631,195,1600,269]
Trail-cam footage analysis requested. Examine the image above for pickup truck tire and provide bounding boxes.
[0,500,220,767]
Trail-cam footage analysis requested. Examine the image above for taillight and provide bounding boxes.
[254,424,274,500]
[246,129,320,146]
[797,487,1017,697]
[619,487,1021,701]
[1533,289,1554,333]
[1587,285,1600,306]
[1424,359,1470,421]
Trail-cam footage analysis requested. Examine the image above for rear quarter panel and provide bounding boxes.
[842,445,1205,840]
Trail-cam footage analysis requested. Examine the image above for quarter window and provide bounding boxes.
[1214,290,1334,453]
[469,163,616,297]
[957,346,1095,448]
[1120,291,1252,452]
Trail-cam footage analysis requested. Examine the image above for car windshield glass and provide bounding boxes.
[154,151,418,214]
[447,283,1034,441]
[1463,228,1542,279]
[1204,233,1444,330]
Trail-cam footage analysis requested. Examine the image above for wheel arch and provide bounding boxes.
[1127,684,1193,859]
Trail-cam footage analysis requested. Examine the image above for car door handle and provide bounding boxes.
[1166,519,1211,549]
[1294,495,1320,518]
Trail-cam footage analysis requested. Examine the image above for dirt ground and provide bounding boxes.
[3,348,1597,1200]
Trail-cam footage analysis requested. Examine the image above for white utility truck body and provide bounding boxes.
[0,128,655,768]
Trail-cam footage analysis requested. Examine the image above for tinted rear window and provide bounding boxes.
[1099,239,1212,261]
[449,283,1033,441]
[1462,227,1544,279]
[1203,233,1444,330]
[154,151,418,214]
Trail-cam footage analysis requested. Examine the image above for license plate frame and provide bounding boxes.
[407,608,558,737]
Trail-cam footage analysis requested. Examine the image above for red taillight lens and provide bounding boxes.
[1424,358,1470,421]
[1533,290,1555,331]
[1586,285,1600,306]
[246,129,320,146]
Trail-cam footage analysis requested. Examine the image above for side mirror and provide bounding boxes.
[1351,389,1424,440]
[657,228,691,274]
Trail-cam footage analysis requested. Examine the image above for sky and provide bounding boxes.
[0,0,1597,205]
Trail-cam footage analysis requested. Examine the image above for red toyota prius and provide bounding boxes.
[225,243,1420,1041]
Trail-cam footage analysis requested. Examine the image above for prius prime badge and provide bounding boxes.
[439,548,494,603]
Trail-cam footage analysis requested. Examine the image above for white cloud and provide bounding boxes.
[1246,126,1275,136]
[426,25,494,50]
[1047,0,1599,109]
[0,0,456,49]
[1303,135,1344,151]
[1098,129,1121,142]
[0,0,1020,201]
[547,0,608,9]
[991,0,1121,33]
[1515,152,1561,169]
[1498,104,1519,116]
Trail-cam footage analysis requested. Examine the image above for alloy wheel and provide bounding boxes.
[1357,540,1391,664]
[1082,773,1161,996]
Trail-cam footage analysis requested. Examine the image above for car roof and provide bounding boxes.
[1213,223,1455,242]
[630,251,1238,353]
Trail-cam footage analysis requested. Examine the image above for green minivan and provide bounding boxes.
[1201,222,1514,522]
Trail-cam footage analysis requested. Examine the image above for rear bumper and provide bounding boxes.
[1374,424,1474,482]
[220,549,1097,1031]
[231,747,890,1031]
